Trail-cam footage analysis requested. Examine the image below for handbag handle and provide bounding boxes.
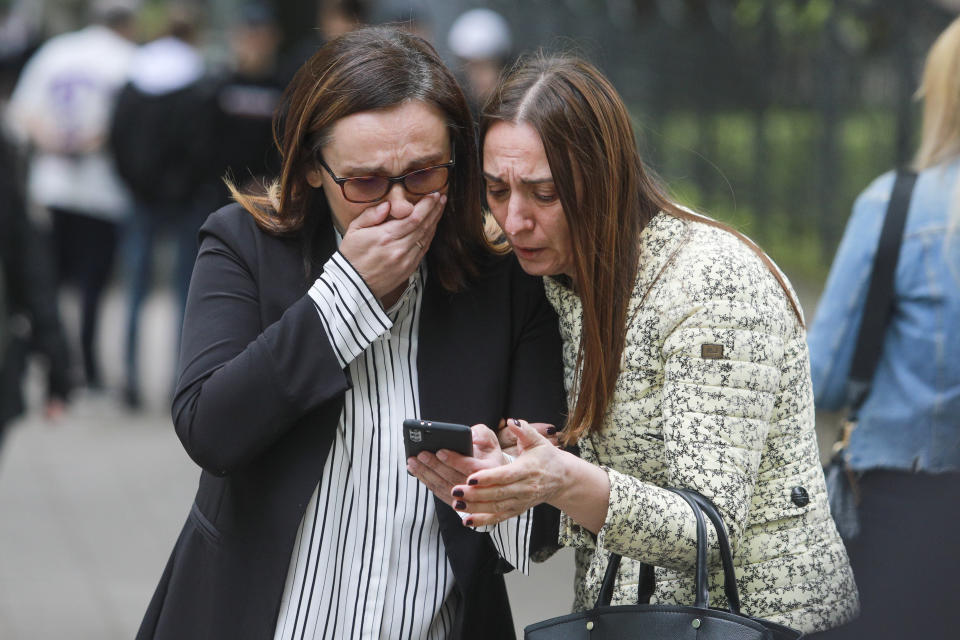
[677,489,742,613]
[596,553,655,608]
[594,488,744,614]
[595,551,622,607]
[670,488,710,609]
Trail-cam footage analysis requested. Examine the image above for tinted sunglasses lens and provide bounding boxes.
[404,166,450,195]
[343,176,389,202]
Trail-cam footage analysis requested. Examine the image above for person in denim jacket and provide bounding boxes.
[807,16,960,640]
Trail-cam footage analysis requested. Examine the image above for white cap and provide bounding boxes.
[91,0,139,20]
[447,8,512,60]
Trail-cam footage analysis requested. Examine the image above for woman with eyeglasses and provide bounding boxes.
[410,54,859,635]
[136,27,565,640]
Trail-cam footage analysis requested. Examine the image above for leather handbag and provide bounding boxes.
[524,488,803,640]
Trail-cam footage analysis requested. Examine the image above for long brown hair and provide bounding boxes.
[229,26,488,292]
[481,54,802,445]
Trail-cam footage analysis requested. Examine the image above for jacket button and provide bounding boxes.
[791,486,810,507]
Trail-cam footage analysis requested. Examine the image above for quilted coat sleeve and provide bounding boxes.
[591,233,798,571]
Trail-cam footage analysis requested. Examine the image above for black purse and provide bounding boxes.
[524,488,803,640]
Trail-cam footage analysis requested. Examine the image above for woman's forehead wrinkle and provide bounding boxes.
[324,103,449,174]
[485,149,551,184]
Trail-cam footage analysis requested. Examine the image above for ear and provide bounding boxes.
[306,169,324,189]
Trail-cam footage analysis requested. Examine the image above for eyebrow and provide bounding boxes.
[482,172,554,185]
[340,151,449,176]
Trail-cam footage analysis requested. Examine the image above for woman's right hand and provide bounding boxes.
[497,418,559,456]
[338,193,445,302]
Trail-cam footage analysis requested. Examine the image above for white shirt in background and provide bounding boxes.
[7,24,135,219]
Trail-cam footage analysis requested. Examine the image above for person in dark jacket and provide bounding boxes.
[135,27,565,640]
[0,131,72,449]
[109,7,217,408]
[208,3,284,206]
[6,4,136,391]
[277,0,368,85]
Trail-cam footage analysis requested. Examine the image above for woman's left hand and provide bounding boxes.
[407,423,508,509]
[449,419,569,527]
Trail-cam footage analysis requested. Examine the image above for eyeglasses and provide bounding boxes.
[315,149,455,203]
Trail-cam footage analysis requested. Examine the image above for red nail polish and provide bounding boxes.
[465,519,474,526]
[468,478,478,486]
[452,489,464,497]
[455,500,466,510]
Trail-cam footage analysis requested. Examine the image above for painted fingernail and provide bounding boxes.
[512,418,520,426]
[468,478,478,486]
[465,519,474,527]
[455,501,466,510]
[546,426,557,435]
[452,488,464,498]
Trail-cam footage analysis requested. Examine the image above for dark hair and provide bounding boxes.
[481,54,803,445]
[231,26,488,292]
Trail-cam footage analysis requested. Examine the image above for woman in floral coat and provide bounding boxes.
[409,55,859,635]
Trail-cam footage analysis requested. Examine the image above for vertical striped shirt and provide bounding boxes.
[273,251,531,640]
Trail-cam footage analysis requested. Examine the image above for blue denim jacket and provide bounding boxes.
[808,159,960,473]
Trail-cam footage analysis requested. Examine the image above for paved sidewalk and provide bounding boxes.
[0,397,197,640]
[0,287,575,639]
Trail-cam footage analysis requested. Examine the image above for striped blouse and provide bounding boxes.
[272,252,530,639]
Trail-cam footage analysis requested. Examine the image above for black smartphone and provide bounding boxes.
[403,419,473,458]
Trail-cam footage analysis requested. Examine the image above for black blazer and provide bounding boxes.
[137,205,566,639]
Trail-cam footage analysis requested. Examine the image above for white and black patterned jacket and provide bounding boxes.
[544,213,859,633]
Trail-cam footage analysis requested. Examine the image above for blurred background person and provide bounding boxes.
[208,1,283,206]
[0,121,72,453]
[109,4,216,409]
[0,1,42,99]
[446,7,512,116]
[5,0,137,391]
[279,0,368,84]
[807,14,960,640]
[319,0,369,40]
